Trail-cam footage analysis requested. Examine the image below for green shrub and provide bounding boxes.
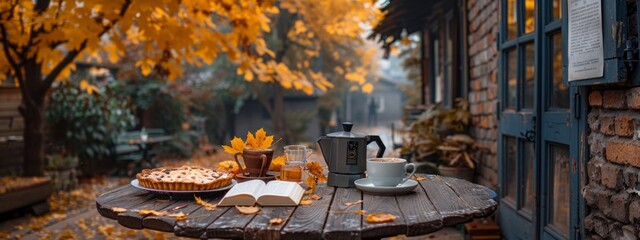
[47,81,136,160]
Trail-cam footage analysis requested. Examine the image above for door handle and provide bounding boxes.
[520,130,535,142]
[520,116,536,142]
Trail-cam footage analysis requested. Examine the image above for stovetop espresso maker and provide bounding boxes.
[317,122,385,187]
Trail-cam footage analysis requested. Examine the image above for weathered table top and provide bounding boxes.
[96,174,497,239]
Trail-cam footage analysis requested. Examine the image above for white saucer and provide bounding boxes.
[354,178,418,195]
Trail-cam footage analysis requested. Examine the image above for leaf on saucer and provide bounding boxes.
[366,213,396,223]
[194,195,217,211]
[236,206,260,214]
[112,207,127,213]
[344,200,363,206]
[269,218,284,225]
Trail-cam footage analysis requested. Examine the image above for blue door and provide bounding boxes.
[498,0,581,239]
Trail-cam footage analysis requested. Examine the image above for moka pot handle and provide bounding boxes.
[366,135,386,158]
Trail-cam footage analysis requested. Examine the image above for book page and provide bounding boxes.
[260,181,298,197]
[218,180,265,206]
[256,181,304,206]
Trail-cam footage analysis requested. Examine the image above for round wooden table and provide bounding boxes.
[96,174,497,239]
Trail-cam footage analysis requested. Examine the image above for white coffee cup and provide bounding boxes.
[366,158,416,187]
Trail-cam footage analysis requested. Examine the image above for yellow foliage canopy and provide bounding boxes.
[0,0,381,97]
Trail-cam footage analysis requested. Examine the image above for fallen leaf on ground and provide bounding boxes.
[344,200,363,206]
[112,207,127,213]
[236,206,260,214]
[98,224,115,236]
[269,218,284,225]
[311,194,322,200]
[414,176,426,181]
[299,199,313,205]
[194,195,217,210]
[366,213,396,223]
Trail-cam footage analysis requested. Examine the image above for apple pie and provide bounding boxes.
[136,166,234,191]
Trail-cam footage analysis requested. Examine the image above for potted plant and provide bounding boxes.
[436,134,485,181]
[402,98,488,178]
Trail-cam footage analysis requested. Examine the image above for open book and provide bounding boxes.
[218,180,305,206]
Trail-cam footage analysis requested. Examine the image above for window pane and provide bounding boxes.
[553,0,562,20]
[551,33,569,109]
[524,0,535,33]
[549,144,570,237]
[523,43,535,109]
[506,49,517,109]
[522,141,535,214]
[507,0,517,39]
[504,136,517,203]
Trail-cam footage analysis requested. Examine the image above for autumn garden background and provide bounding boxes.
[0,0,438,239]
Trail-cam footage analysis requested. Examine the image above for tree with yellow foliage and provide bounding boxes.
[0,0,381,176]
[0,0,278,176]
[242,0,382,140]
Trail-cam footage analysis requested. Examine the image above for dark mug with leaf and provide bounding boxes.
[234,149,274,177]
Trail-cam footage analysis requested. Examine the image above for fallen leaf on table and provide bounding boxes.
[194,195,217,210]
[112,207,127,213]
[299,199,313,205]
[269,218,284,225]
[414,176,426,181]
[311,194,322,200]
[356,210,367,216]
[344,200,363,206]
[169,212,188,221]
[366,213,396,223]
[236,206,260,214]
[138,209,168,216]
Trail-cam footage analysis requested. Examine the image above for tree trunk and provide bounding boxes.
[20,96,46,176]
[271,84,290,144]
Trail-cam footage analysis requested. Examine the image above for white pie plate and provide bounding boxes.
[131,179,236,197]
[354,178,418,195]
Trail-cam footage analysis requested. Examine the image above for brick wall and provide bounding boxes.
[584,86,640,238]
[466,0,499,189]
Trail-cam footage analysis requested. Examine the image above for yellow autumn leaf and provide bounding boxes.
[306,161,327,182]
[236,206,260,214]
[112,207,127,213]
[299,199,313,205]
[269,218,285,225]
[362,83,374,94]
[194,195,217,211]
[366,213,396,223]
[223,137,245,155]
[217,160,241,174]
[269,155,285,171]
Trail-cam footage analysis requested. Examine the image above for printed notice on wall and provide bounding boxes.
[568,0,604,81]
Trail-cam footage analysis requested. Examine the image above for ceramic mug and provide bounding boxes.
[366,158,416,187]
[234,148,274,177]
